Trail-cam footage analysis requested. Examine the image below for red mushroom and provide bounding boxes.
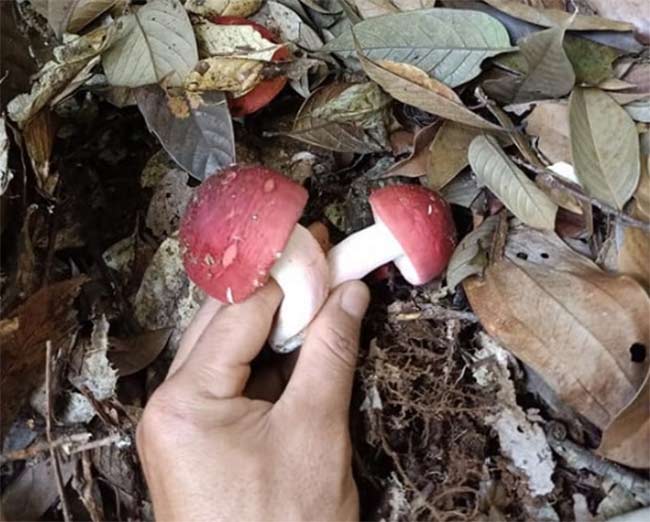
[328,185,457,287]
[211,16,289,117]
[180,165,328,351]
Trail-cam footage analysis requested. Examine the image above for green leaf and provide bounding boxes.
[486,24,575,103]
[468,135,558,229]
[569,88,640,210]
[102,0,198,88]
[446,215,499,289]
[358,54,502,131]
[324,8,514,87]
[564,35,619,86]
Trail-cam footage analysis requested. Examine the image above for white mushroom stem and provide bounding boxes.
[328,220,404,288]
[269,224,329,352]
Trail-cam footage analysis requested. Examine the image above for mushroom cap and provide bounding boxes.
[180,165,308,303]
[369,185,456,285]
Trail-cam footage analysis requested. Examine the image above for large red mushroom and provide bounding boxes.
[328,185,456,287]
[180,165,328,351]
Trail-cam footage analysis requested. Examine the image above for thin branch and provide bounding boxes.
[392,305,478,323]
[513,158,650,232]
[0,433,91,464]
[45,341,72,522]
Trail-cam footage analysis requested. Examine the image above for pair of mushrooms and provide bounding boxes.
[180,165,456,353]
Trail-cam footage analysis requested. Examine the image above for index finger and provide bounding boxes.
[169,281,283,400]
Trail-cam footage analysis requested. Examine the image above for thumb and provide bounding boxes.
[279,281,369,418]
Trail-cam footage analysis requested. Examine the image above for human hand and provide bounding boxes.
[136,280,370,521]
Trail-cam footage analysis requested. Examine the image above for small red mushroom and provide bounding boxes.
[180,165,328,351]
[211,16,289,117]
[328,185,457,287]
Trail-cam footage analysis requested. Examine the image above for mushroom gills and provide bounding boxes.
[328,219,412,288]
[269,224,329,352]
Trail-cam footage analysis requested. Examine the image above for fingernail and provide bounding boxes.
[340,282,370,319]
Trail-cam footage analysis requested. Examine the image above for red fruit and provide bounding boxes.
[210,16,289,117]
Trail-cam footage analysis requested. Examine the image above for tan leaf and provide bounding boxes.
[525,102,571,164]
[465,227,650,431]
[185,0,263,18]
[185,57,264,95]
[425,121,481,189]
[483,0,634,31]
[354,0,398,18]
[384,123,438,178]
[587,0,650,44]
[618,159,650,291]
[359,55,501,131]
[194,21,283,62]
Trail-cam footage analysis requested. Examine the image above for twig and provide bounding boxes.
[513,158,650,232]
[66,433,127,455]
[392,305,478,323]
[547,429,650,503]
[0,432,91,464]
[45,341,73,522]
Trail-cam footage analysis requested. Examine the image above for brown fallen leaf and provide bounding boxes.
[108,328,173,377]
[23,109,58,195]
[598,369,650,468]
[384,123,438,178]
[618,158,650,291]
[464,227,650,432]
[0,276,88,438]
[587,0,650,44]
[424,121,481,190]
[525,102,571,164]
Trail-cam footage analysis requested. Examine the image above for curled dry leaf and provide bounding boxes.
[0,116,10,196]
[194,21,284,61]
[0,276,88,438]
[102,0,198,88]
[524,101,571,164]
[446,215,499,289]
[468,135,558,229]
[265,1,324,51]
[358,55,501,131]
[185,0,263,18]
[23,109,57,195]
[31,0,118,36]
[325,8,514,87]
[483,0,635,32]
[136,87,236,182]
[185,57,264,95]
[424,121,481,189]
[464,226,650,433]
[385,123,438,178]
[290,82,388,153]
[7,26,114,126]
[569,87,640,210]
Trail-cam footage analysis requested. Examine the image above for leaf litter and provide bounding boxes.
[2,0,650,520]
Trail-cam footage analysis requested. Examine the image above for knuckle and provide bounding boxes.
[318,325,358,371]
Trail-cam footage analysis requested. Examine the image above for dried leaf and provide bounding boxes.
[266,1,324,51]
[618,161,650,291]
[488,23,575,103]
[134,237,204,331]
[185,0,263,17]
[23,109,57,195]
[146,168,194,239]
[468,135,558,229]
[447,215,499,289]
[385,123,438,178]
[290,82,388,153]
[136,87,236,181]
[324,8,514,87]
[483,0,635,32]
[564,34,620,86]
[109,328,173,376]
[194,21,283,61]
[311,81,391,127]
[354,0,398,17]
[102,0,198,88]
[185,57,264,94]
[569,88,640,209]
[465,226,650,430]
[0,116,10,196]
[524,102,570,164]
[0,457,75,521]
[7,26,114,126]
[624,99,650,123]
[32,0,117,36]
[0,277,87,438]
[425,121,481,189]
[587,0,650,43]
[598,369,650,468]
[358,56,501,131]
